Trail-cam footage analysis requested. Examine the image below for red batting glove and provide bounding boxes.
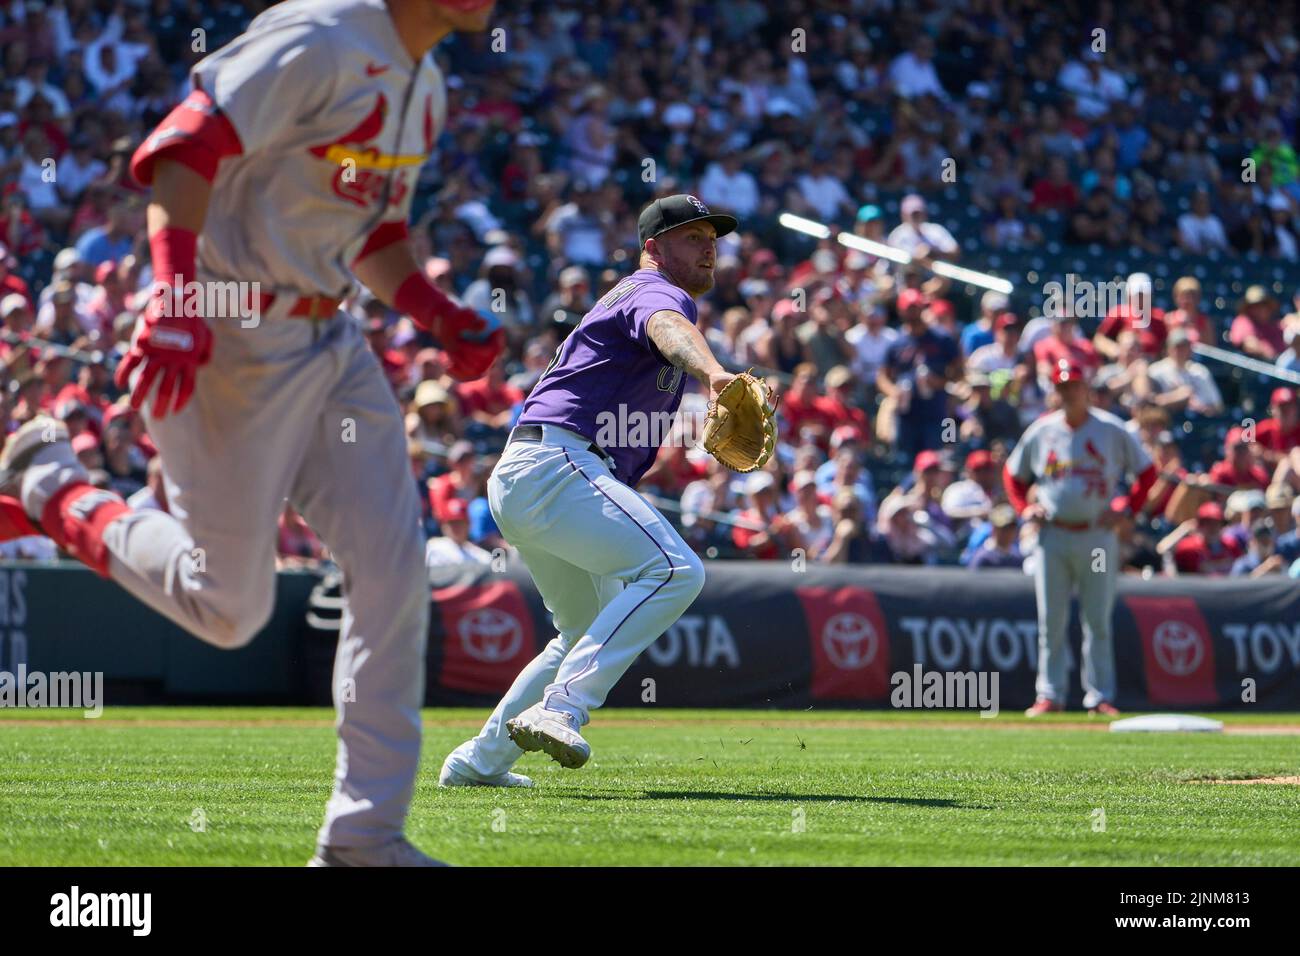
[114,226,214,418]
[394,273,506,381]
[446,327,506,381]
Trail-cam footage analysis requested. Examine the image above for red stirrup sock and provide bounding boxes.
[40,483,131,578]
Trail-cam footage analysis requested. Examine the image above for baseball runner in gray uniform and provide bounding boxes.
[1004,360,1157,716]
[439,195,750,784]
[0,0,505,865]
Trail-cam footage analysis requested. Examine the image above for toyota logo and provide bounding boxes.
[822,613,878,669]
[459,608,523,663]
[1152,620,1204,677]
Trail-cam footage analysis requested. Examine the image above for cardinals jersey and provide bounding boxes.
[1007,408,1151,524]
[185,0,446,296]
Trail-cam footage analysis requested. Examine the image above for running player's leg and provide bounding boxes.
[449,541,621,778]
[290,319,428,850]
[1032,526,1073,704]
[1075,528,1119,708]
[15,313,330,648]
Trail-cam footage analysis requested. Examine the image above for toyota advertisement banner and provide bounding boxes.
[425,563,1300,712]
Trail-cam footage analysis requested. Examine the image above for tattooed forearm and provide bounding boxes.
[647,310,724,385]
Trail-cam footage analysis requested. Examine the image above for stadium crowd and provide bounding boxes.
[3,0,1300,578]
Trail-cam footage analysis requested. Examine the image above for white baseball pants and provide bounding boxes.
[104,299,428,849]
[454,425,705,776]
[1033,524,1118,708]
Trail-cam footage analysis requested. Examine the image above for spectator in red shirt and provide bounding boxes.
[1030,156,1080,213]
[54,361,113,435]
[1094,272,1167,359]
[363,315,408,391]
[428,440,482,518]
[640,443,709,498]
[731,471,802,559]
[1230,286,1286,361]
[1256,387,1300,466]
[814,365,870,437]
[1034,314,1100,389]
[0,243,32,310]
[1164,275,1214,344]
[84,261,129,340]
[780,362,833,446]
[1208,427,1271,490]
[1167,501,1241,575]
[1141,430,1188,519]
[102,400,158,461]
[454,356,524,432]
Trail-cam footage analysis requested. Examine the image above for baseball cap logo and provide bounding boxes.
[687,195,709,214]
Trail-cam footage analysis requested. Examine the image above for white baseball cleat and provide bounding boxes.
[0,416,85,514]
[438,753,534,788]
[307,836,447,867]
[506,703,591,769]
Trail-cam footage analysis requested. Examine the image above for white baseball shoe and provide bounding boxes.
[438,752,534,788]
[307,836,446,867]
[506,703,591,769]
[0,416,86,516]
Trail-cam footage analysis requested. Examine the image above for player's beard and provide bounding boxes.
[690,266,716,296]
[676,256,716,296]
[657,256,713,297]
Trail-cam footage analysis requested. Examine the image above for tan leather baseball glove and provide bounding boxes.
[701,370,778,473]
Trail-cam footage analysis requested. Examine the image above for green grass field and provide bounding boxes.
[1,707,1298,866]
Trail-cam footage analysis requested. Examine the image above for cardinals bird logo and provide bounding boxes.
[308,93,426,206]
[1045,449,1066,478]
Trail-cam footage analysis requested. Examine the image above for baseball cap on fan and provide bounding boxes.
[638,195,738,247]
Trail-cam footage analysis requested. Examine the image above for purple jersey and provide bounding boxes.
[519,268,696,485]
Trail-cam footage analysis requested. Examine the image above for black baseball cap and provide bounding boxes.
[638,194,738,246]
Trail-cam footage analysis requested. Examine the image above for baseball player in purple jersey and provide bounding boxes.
[0,0,504,865]
[1004,360,1157,717]
[439,195,749,783]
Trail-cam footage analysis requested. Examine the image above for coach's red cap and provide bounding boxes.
[1052,359,1086,384]
[1197,501,1224,522]
[898,288,927,312]
[1271,386,1296,407]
